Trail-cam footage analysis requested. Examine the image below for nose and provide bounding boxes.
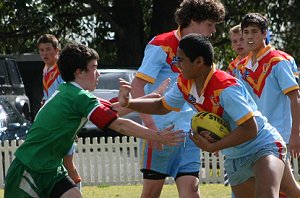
[211,26,216,34]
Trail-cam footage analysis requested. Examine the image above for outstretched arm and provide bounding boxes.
[118,78,171,115]
[287,89,300,158]
[190,117,258,153]
[108,117,184,146]
[111,78,170,116]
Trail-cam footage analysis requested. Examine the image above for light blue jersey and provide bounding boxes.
[135,30,200,176]
[163,69,285,159]
[239,45,299,143]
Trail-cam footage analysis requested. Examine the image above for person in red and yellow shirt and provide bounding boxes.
[227,24,249,78]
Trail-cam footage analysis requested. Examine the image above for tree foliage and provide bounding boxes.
[0,0,299,68]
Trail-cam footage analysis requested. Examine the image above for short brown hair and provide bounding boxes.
[175,0,225,29]
[37,34,59,49]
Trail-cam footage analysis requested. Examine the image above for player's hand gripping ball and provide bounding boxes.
[191,111,230,143]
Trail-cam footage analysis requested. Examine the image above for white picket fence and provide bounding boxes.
[1,137,300,188]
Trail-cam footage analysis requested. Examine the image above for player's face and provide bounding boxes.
[230,32,248,58]
[186,20,216,38]
[175,48,198,79]
[242,25,266,53]
[80,59,99,91]
[38,43,59,67]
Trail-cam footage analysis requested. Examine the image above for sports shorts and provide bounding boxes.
[224,141,287,186]
[4,158,76,198]
[142,169,199,180]
[140,132,201,178]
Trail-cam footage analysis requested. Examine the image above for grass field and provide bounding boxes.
[0,184,231,198]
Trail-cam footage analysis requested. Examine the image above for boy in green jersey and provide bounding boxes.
[4,43,183,198]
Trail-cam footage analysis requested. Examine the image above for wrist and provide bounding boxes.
[125,100,131,108]
[73,176,82,184]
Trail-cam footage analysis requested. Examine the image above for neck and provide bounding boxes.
[194,67,211,93]
[252,43,266,58]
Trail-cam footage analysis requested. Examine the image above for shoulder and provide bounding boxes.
[212,70,239,88]
[149,30,178,46]
[268,49,294,62]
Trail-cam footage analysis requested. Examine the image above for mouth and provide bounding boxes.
[248,41,254,44]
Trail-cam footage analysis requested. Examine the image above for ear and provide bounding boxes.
[262,30,267,41]
[195,56,204,66]
[55,47,60,54]
[74,68,83,78]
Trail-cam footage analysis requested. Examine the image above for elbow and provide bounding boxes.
[248,124,258,140]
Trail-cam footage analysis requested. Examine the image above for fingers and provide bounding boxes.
[287,143,300,158]
[153,78,170,95]
[158,131,185,146]
[146,93,161,98]
[119,78,130,85]
[161,124,175,131]
[289,148,300,159]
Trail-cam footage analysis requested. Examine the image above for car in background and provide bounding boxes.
[0,55,31,121]
[0,97,31,142]
[78,69,142,141]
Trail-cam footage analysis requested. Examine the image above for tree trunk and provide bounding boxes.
[113,0,144,68]
[150,0,179,39]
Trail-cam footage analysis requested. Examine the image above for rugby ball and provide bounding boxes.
[191,111,230,142]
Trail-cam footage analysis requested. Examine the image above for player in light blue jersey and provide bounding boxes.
[130,1,225,197]
[119,34,287,198]
[240,13,300,197]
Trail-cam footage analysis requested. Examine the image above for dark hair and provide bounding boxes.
[179,33,214,65]
[175,0,225,29]
[58,43,99,82]
[37,34,59,49]
[241,13,268,33]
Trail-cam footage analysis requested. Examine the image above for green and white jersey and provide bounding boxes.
[15,82,116,172]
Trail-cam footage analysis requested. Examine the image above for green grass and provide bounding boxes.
[0,184,231,198]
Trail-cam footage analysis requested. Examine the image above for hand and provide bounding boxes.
[143,78,171,100]
[118,78,131,107]
[152,78,171,95]
[288,131,300,158]
[145,122,164,150]
[189,130,216,153]
[149,140,164,150]
[156,125,185,146]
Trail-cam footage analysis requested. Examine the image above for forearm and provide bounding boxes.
[108,118,158,141]
[119,77,170,115]
[126,98,168,115]
[112,93,162,117]
[214,118,258,151]
[63,155,81,183]
[289,91,300,136]
[130,78,157,127]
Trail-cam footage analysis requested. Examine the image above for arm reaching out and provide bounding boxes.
[118,78,171,115]
[112,78,168,116]
[108,118,184,146]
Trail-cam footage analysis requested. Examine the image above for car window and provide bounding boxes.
[97,72,132,90]
[0,105,7,129]
[0,100,24,124]
[6,59,22,86]
[0,60,9,85]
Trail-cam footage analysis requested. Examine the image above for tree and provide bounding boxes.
[0,0,299,68]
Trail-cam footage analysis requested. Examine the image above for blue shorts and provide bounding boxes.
[140,132,201,178]
[224,141,286,186]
